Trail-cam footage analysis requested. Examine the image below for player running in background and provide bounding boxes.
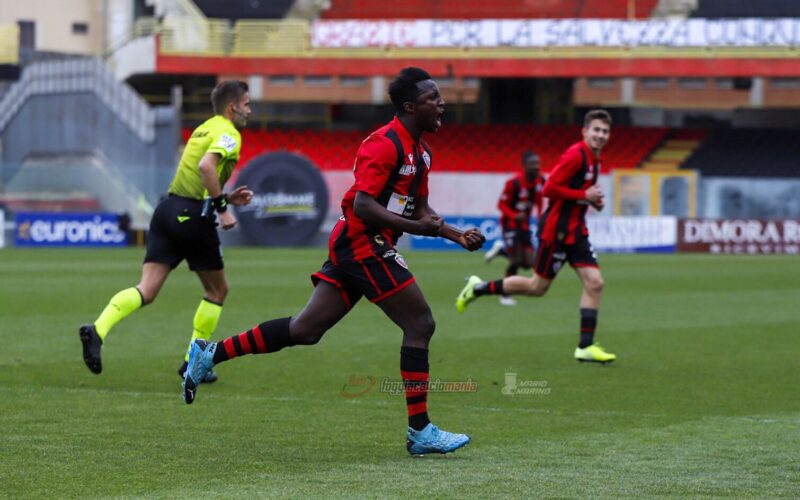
[79,80,254,380]
[483,150,546,306]
[456,109,616,364]
[181,67,485,456]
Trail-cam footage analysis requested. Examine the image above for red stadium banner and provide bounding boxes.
[678,219,800,255]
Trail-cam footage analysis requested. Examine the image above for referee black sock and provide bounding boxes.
[401,346,431,431]
[579,308,598,348]
[474,279,505,297]
[213,317,293,364]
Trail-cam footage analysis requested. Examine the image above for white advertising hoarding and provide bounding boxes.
[587,216,677,253]
[313,19,800,49]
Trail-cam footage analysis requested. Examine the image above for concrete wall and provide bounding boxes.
[0,0,105,54]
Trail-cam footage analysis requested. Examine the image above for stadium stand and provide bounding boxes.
[641,129,710,171]
[192,0,295,20]
[0,59,177,220]
[682,128,800,177]
[199,125,669,173]
[691,0,798,18]
[321,0,659,19]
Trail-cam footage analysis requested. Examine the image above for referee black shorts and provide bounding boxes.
[144,194,224,271]
[311,250,416,310]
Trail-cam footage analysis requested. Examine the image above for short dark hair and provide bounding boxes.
[584,109,612,128]
[211,80,249,115]
[522,150,539,163]
[388,67,432,113]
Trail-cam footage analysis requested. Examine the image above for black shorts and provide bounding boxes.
[144,195,223,271]
[534,234,598,280]
[311,250,415,310]
[503,229,534,254]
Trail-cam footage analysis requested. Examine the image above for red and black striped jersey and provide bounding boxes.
[537,141,599,244]
[330,116,431,263]
[498,173,545,232]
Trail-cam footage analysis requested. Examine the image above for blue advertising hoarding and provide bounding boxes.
[15,212,128,247]
[410,216,536,250]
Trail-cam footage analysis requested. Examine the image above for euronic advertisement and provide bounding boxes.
[14,212,128,247]
[234,152,329,246]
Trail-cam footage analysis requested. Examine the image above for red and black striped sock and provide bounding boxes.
[212,317,293,364]
[474,279,505,297]
[579,308,598,348]
[401,346,430,431]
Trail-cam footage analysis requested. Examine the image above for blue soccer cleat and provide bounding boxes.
[406,423,471,456]
[182,339,217,404]
[178,360,218,384]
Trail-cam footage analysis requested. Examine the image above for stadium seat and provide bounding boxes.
[207,125,669,174]
[193,0,294,20]
[682,128,800,177]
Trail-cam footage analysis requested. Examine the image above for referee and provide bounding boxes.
[79,80,254,382]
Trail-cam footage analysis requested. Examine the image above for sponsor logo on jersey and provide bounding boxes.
[398,164,416,176]
[394,253,408,269]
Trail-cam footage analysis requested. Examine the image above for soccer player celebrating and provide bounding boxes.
[181,67,484,455]
[79,81,254,380]
[483,150,546,306]
[456,109,616,364]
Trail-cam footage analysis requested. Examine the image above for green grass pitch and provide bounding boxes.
[1,248,798,497]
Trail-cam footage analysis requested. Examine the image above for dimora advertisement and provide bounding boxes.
[15,212,128,247]
[678,219,800,254]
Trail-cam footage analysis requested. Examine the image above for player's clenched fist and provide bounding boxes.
[459,228,486,251]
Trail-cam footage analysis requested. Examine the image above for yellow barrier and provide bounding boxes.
[233,20,310,56]
[0,25,19,64]
[613,170,697,217]
[158,19,229,56]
